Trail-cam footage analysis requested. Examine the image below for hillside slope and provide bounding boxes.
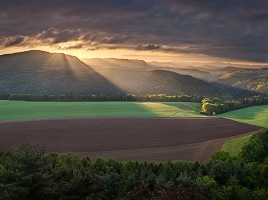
[216,68,268,94]
[0,50,122,95]
[0,51,249,98]
[87,67,232,97]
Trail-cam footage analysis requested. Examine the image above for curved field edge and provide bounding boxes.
[0,101,204,121]
[221,135,252,157]
[219,105,268,128]
[220,105,268,156]
[0,117,260,162]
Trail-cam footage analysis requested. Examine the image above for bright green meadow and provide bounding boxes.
[0,101,203,121]
[220,105,268,128]
[220,105,268,156]
[221,135,252,157]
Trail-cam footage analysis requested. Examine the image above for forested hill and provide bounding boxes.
[0,50,253,98]
[95,68,232,98]
[0,50,123,95]
[216,69,268,94]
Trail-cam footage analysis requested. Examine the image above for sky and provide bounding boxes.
[0,0,268,65]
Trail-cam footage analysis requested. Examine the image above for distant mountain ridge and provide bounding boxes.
[0,50,259,98]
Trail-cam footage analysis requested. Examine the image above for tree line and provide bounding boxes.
[2,93,268,116]
[0,93,203,103]
[200,95,268,115]
[0,129,268,199]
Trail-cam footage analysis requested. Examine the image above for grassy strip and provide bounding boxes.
[0,101,203,121]
[220,105,268,156]
[220,105,268,128]
[221,135,252,157]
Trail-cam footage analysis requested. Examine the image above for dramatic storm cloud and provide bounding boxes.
[0,0,268,62]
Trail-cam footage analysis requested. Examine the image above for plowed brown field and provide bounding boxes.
[0,117,262,162]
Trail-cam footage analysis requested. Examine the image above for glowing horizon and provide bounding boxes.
[0,47,267,68]
[0,1,268,68]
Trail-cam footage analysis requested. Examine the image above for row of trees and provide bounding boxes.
[200,95,268,115]
[0,93,204,103]
[0,129,268,199]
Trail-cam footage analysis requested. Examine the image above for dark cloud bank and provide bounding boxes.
[0,0,268,62]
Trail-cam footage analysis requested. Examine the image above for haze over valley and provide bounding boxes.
[0,50,265,99]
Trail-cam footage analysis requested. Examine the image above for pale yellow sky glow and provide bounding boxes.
[0,45,267,67]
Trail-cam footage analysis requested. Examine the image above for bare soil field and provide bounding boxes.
[0,117,262,162]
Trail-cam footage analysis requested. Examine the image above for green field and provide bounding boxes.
[220,105,268,156]
[219,105,268,128]
[221,135,252,157]
[0,101,204,121]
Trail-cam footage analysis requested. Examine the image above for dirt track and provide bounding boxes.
[0,117,262,162]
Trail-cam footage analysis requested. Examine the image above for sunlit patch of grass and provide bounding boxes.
[219,105,268,128]
[138,102,205,118]
[0,101,203,121]
[221,135,252,157]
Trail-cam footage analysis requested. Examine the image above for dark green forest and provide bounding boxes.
[0,93,204,103]
[1,129,268,200]
[2,93,268,116]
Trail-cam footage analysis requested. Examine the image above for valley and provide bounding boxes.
[0,50,267,162]
[1,1,268,198]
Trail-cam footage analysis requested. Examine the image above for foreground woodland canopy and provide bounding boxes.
[0,129,268,199]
